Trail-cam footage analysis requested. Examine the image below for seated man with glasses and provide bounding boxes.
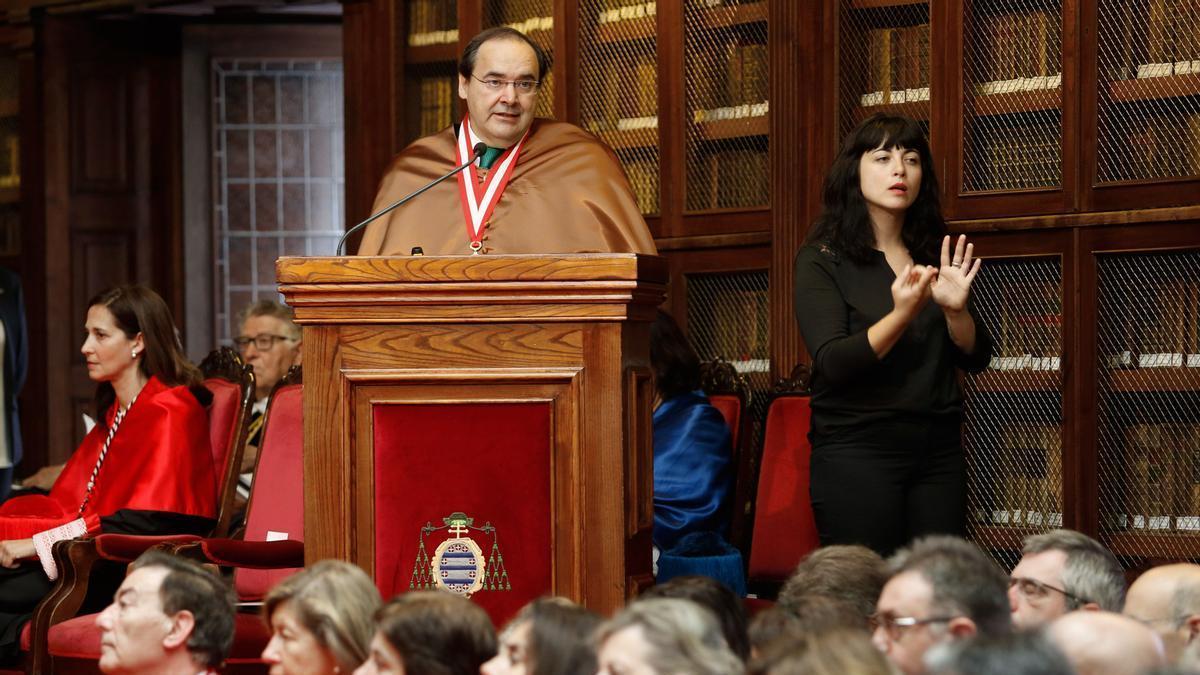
[1009,528,1125,630]
[1123,563,1200,664]
[356,26,656,257]
[232,300,301,501]
[871,536,1011,675]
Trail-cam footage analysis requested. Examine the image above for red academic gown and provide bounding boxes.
[0,375,216,541]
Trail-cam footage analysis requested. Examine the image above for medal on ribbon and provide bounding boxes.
[455,116,528,255]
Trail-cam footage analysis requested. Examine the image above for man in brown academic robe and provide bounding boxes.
[356,27,656,256]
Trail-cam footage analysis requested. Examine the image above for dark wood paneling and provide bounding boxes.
[70,65,131,193]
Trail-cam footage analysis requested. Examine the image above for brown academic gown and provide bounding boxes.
[357,119,657,256]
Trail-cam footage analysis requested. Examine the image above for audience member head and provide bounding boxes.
[1124,563,1200,663]
[456,27,550,149]
[748,597,863,661]
[642,575,749,661]
[85,284,203,419]
[96,550,235,675]
[357,590,495,675]
[596,597,742,675]
[925,631,1074,675]
[749,628,894,675]
[1010,528,1126,629]
[262,560,382,675]
[236,299,302,401]
[1047,610,1166,675]
[479,596,600,675]
[649,310,702,402]
[779,544,888,628]
[807,113,945,266]
[873,536,1011,675]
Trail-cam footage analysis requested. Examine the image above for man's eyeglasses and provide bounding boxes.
[1009,576,1087,605]
[868,612,958,641]
[233,334,294,351]
[472,75,540,95]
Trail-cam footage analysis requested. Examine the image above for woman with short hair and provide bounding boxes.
[595,598,742,675]
[262,560,382,675]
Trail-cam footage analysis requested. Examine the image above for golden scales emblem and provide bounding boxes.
[410,512,510,597]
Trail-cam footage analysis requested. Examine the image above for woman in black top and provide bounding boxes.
[793,114,992,555]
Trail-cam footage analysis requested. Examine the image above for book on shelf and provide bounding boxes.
[973,10,1060,92]
[862,24,931,107]
[711,288,769,363]
[1120,423,1199,531]
[623,157,659,214]
[407,0,457,45]
[417,76,455,137]
[990,424,1062,526]
[970,122,1060,191]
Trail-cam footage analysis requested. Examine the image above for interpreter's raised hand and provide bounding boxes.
[891,263,937,319]
[0,538,35,568]
[933,234,982,314]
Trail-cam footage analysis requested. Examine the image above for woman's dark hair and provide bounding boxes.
[642,575,750,661]
[805,113,945,265]
[506,597,601,675]
[89,285,203,422]
[458,27,552,82]
[375,591,496,675]
[650,310,702,401]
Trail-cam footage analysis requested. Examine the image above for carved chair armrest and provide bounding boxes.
[26,537,101,674]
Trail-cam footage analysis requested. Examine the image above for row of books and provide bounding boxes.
[691,43,768,111]
[1105,275,1200,358]
[968,122,1061,191]
[596,1,655,25]
[991,280,1062,358]
[589,54,657,127]
[863,24,931,103]
[1120,113,1200,182]
[406,0,457,43]
[1104,0,1200,80]
[416,77,455,139]
[624,158,659,214]
[685,148,769,211]
[0,134,16,189]
[975,425,1064,526]
[1112,423,1200,530]
[976,10,1060,83]
[709,288,770,363]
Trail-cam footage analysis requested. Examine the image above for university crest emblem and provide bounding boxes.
[410,512,510,597]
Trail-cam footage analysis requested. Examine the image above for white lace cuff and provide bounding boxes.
[32,518,88,581]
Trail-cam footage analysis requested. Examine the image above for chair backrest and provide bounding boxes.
[707,394,743,452]
[700,358,750,457]
[746,367,819,590]
[200,347,256,538]
[237,373,304,601]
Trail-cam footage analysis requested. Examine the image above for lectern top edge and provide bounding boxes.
[276,253,668,285]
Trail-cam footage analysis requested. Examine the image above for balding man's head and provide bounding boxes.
[1124,563,1200,663]
[1047,611,1165,675]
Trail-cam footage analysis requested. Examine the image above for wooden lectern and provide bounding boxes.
[276,254,666,621]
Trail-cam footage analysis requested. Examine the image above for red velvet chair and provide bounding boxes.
[745,366,819,599]
[699,358,752,555]
[172,373,305,674]
[199,347,257,538]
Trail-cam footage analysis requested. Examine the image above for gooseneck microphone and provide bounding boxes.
[336,142,488,256]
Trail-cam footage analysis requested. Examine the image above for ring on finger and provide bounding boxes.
[951,261,962,267]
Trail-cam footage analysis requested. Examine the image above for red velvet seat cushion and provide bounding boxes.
[237,384,304,601]
[205,377,243,481]
[226,612,272,663]
[708,394,742,452]
[46,613,103,660]
[747,395,819,582]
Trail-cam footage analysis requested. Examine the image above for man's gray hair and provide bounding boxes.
[1022,529,1125,611]
[236,299,300,340]
[1170,577,1200,628]
[889,536,1012,637]
[596,598,743,675]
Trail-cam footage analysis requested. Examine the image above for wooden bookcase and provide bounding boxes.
[340,0,1200,567]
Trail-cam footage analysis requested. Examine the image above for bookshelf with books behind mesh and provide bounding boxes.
[0,53,19,258]
[403,0,462,145]
[838,0,932,140]
[1095,249,1200,562]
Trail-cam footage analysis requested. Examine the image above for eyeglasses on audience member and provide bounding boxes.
[234,334,294,351]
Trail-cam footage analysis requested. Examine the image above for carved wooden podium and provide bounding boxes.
[276,254,666,620]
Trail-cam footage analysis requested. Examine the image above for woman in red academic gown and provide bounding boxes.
[0,285,216,663]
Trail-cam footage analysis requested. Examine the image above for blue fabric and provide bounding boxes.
[652,391,734,552]
[657,538,746,597]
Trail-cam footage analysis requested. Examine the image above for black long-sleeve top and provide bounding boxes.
[793,244,993,441]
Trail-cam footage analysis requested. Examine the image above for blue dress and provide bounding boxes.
[652,390,744,594]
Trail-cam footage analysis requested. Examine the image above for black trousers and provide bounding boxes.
[809,415,966,558]
[0,562,52,665]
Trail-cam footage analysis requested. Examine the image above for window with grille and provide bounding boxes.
[212,59,345,342]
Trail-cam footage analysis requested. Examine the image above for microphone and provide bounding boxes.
[336,142,488,256]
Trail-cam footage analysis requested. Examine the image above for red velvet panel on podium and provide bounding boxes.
[276,254,666,622]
